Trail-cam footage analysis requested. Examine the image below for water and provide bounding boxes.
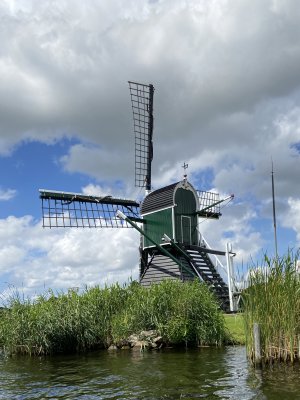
[0,346,300,399]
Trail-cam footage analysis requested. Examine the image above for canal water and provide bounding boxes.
[0,346,300,399]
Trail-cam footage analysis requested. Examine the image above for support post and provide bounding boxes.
[226,242,234,312]
[253,323,262,365]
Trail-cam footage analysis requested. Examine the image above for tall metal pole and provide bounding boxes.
[271,160,278,259]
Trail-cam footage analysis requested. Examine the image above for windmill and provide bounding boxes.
[39,81,237,312]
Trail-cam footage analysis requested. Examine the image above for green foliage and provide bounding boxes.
[223,314,245,345]
[0,280,226,356]
[111,280,225,346]
[242,251,300,363]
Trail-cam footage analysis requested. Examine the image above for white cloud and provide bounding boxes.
[0,215,140,297]
[0,245,25,272]
[0,188,17,201]
[0,0,300,160]
[281,198,300,246]
[81,183,140,201]
[198,201,264,265]
[60,143,132,183]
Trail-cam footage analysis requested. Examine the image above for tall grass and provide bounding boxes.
[242,251,300,363]
[0,284,129,355]
[111,280,225,346]
[0,280,226,356]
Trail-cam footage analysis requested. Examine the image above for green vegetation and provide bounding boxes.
[242,251,300,363]
[224,313,245,345]
[0,280,226,356]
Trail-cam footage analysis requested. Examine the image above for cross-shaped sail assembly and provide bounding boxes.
[39,190,140,228]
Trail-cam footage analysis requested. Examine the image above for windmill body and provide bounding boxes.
[137,180,232,311]
[141,181,199,248]
[39,81,237,312]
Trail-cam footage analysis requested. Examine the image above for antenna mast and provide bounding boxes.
[271,159,278,259]
[129,81,154,193]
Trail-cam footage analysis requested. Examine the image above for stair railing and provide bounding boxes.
[162,234,203,281]
[197,231,227,280]
[198,230,239,312]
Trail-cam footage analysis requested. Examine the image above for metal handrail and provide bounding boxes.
[197,229,240,312]
[197,231,227,278]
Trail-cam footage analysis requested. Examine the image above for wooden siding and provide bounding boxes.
[140,254,195,287]
[143,208,173,248]
[141,182,178,215]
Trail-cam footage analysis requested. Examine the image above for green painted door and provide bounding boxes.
[181,215,191,244]
[174,188,198,244]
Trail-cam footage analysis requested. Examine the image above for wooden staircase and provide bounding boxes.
[140,243,231,312]
[183,245,230,312]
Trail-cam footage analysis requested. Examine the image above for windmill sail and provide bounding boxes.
[128,81,154,191]
[197,190,222,219]
[39,189,140,228]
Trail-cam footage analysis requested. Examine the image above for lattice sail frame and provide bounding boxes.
[128,81,154,191]
[39,190,141,228]
[197,190,221,219]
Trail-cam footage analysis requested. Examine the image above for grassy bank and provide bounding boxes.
[224,314,245,345]
[242,252,300,363]
[0,280,227,356]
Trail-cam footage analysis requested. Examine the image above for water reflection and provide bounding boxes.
[0,346,300,399]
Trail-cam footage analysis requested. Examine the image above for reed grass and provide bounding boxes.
[111,280,225,346]
[242,251,300,364]
[0,280,226,356]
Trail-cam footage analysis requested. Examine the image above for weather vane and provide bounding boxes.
[182,162,188,181]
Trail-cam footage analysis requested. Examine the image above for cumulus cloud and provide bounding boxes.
[199,201,264,263]
[0,188,17,201]
[1,1,300,163]
[60,143,132,183]
[0,215,140,297]
[281,198,300,246]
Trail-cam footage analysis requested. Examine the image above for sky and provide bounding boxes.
[0,0,300,300]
